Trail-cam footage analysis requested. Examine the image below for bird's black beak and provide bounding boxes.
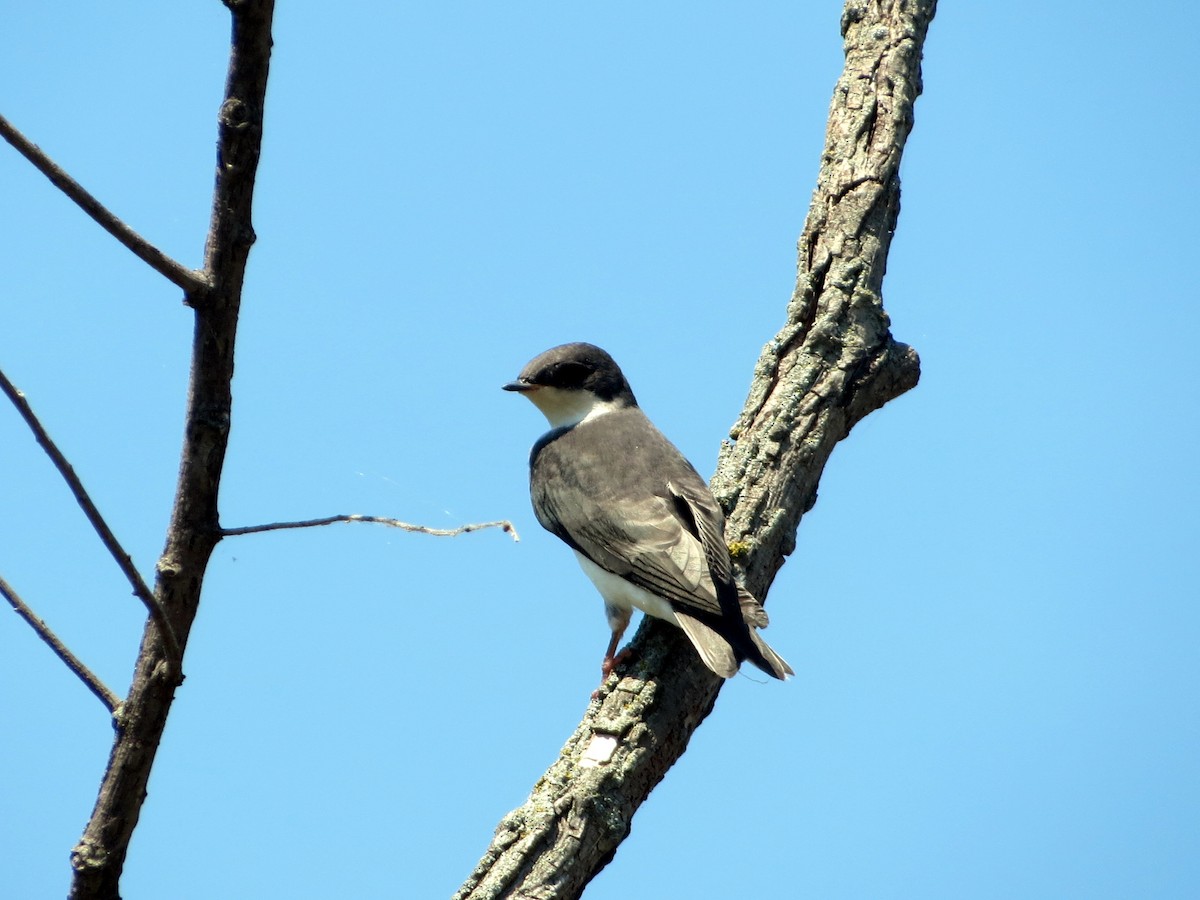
[502,379,535,392]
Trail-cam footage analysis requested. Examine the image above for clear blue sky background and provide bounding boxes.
[3,3,1197,898]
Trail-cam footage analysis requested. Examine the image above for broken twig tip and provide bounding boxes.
[221,514,522,542]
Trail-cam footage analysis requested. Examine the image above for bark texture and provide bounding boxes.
[67,3,276,898]
[454,2,935,897]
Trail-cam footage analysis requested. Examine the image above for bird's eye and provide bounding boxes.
[547,361,591,387]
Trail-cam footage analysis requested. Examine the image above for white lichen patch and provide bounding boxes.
[578,733,619,768]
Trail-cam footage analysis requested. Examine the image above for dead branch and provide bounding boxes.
[454,2,935,897]
[67,3,277,897]
[221,514,520,540]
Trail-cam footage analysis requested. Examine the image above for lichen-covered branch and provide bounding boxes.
[67,3,276,898]
[454,2,935,897]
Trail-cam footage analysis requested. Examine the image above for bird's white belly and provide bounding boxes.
[573,551,678,625]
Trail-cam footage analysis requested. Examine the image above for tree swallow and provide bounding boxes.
[503,342,792,681]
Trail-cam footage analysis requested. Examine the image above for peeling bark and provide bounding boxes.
[454,2,935,897]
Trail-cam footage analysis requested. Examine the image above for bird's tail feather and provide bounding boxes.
[676,609,793,681]
[675,612,739,679]
[737,588,793,680]
[745,629,794,680]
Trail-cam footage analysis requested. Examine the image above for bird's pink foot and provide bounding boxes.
[600,646,633,679]
[592,648,634,700]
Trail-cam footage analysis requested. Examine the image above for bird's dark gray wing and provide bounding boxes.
[530,421,733,621]
[536,483,725,619]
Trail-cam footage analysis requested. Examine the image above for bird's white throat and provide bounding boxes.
[524,386,621,429]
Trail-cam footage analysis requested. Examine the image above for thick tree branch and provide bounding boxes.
[68,3,276,897]
[0,113,208,296]
[1,575,120,713]
[0,367,183,666]
[220,514,520,540]
[455,2,935,897]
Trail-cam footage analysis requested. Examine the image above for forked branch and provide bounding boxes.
[68,3,277,897]
[0,367,183,667]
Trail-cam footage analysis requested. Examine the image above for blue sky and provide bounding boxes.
[3,2,1198,898]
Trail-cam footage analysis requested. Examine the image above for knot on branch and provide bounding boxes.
[69,839,108,874]
[218,97,252,132]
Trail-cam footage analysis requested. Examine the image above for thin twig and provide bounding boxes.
[0,113,208,296]
[221,514,520,541]
[1,574,120,713]
[0,367,183,665]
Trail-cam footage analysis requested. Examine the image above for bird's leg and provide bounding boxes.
[601,634,634,677]
[601,603,633,678]
[593,632,635,701]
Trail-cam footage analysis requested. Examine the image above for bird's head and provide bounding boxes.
[503,342,637,428]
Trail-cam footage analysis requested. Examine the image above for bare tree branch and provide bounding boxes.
[454,2,935,897]
[0,113,208,296]
[221,514,520,540]
[0,366,183,667]
[1,574,121,713]
[68,3,277,897]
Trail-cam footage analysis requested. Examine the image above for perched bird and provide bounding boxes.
[503,342,792,681]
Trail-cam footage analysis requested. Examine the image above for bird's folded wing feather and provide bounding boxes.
[534,483,725,620]
[665,480,733,584]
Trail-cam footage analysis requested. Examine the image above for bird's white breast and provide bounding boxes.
[573,551,679,624]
